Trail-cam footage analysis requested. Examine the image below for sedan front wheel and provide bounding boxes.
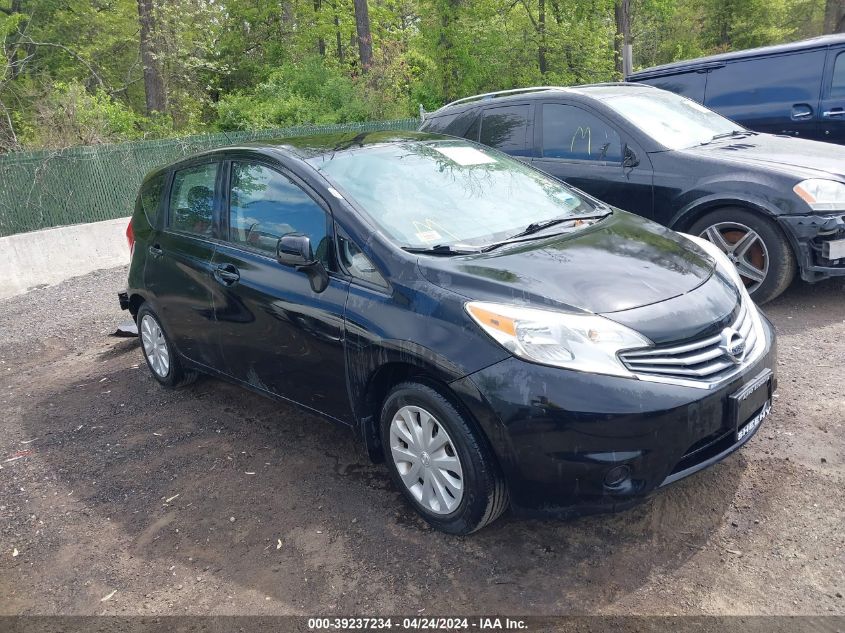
[690,207,796,304]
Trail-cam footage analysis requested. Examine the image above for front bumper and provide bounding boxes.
[451,316,777,517]
[779,213,845,282]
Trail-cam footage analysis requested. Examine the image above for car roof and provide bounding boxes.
[629,33,845,79]
[169,130,451,166]
[426,83,655,117]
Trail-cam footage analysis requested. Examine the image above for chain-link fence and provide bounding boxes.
[0,118,420,238]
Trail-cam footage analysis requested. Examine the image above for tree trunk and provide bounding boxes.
[136,0,166,114]
[334,11,344,62]
[315,0,326,56]
[824,0,845,33]
[353,0,373,70]
[538,0,547,76]
[614,0,631,77]
[438,0,461,101]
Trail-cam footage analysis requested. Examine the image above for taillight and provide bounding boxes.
[126,219,135,257]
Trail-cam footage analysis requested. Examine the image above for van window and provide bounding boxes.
[169,163,218,236]
[830,51,845,98]
[705,51,825,113]
[643,72,706,102]
[228,162,329,263]
[541,104,622,162]
[479,105,531,155]
[137,173,165,228]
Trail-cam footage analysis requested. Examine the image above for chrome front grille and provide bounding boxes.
[619,299,760,386]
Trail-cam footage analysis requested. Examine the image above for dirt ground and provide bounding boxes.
[0,265,843,616]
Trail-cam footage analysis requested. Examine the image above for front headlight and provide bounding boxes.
[793,179,845,211]
[465,302,652,377]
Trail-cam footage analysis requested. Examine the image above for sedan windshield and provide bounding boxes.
[603,90,745,150]
[308,140,601,249]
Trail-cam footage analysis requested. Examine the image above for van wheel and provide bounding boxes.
[380,382,508,534]
[137,305,198,388]
[690,207,796,304]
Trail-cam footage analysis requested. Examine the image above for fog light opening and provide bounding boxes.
[604,465,632,489]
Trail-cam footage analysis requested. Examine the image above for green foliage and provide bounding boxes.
[0,0,832,151]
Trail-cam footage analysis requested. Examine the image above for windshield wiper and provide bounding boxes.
[402,244,482,256]
[507,210,612,240]
[700,129,757,145]
[481,211,612,252]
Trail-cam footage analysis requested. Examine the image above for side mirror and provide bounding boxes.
[277,233,314,266]
[276,233,329,293]
[623,146,640,168]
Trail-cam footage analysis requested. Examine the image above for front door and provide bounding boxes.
[211,159,353,423]
[819,47,845,145]
[144,161,223,370]
[529,102,654,218]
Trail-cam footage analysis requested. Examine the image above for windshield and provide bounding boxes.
[308,140,601,249]
[603,90,744,150]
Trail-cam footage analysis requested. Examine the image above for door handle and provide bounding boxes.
[148,244,163,258]
[823,108,845,118]
[791,104,813,120]
[213,263,240,286]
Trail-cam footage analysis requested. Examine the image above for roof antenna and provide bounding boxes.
[419,103,426,124]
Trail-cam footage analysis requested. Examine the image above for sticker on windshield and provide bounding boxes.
[416,229,442,243]
[432,146,497,166]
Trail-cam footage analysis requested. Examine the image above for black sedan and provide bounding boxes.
[120,132,776,533]
[420,84,845,303]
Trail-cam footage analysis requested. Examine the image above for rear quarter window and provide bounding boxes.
[135,173,165,229]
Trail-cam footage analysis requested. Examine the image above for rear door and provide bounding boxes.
[704,51,824,138]
[211,158,353,423]
[818,46,845,144]
[144,160,224,370]
[529,101,654,217]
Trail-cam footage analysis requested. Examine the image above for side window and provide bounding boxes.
[169,163,218,236]
[705,51,825,110]
[541,103,623,162]
[337,232,387,288]
[642,71,706,102]
[137,172,165,228]
[479,105,530,154]
[229,162,330,264]
[830,51,845,98]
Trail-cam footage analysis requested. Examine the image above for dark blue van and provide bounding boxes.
[628,34,845,145]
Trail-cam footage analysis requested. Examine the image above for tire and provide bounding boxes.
[136,305,198,388]
[380,381,508,534]
[689,207,796,304]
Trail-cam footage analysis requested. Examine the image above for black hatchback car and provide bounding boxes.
[120,131,776,534]
[420,84,845,303]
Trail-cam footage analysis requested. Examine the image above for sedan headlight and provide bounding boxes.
[793,179,845,211]
[465,302,652,377]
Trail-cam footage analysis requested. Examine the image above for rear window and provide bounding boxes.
[136,173,165,228]
[479,105,531,155]
[168,162,219,237]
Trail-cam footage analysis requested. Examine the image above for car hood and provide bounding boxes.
[680,133,845,179]
[417,211,717,315]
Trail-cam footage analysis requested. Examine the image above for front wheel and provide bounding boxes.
[689,207,796,304]
[380,382,508,534]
